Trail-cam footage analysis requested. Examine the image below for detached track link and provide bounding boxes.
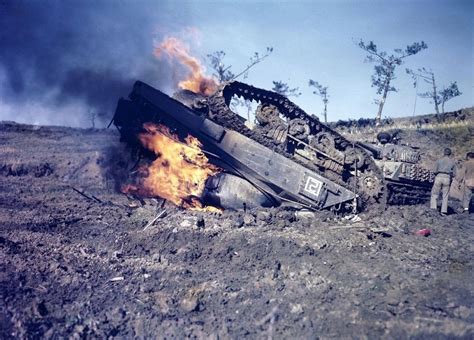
[204,81,387,210]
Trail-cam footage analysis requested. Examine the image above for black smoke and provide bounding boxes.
[0,0,176,126]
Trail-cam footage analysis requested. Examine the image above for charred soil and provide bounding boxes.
[0,121,473,338]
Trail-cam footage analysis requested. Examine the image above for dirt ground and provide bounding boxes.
[1,121,473,338]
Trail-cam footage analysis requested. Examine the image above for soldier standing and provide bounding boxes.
[430,148,456,215]
[459,152,474,213]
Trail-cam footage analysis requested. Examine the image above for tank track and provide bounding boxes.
[387,180,431,205]
[201,81,387,211]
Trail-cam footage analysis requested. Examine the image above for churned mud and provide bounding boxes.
[1,121,473,338]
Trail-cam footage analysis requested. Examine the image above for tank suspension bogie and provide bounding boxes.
[205,81,387,209]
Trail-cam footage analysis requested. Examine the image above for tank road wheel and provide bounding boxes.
[207,80,389,213]
[359,171,382,197]
[344,147,367,170]
[356,170,387,212]
[288,118,310,141]
[310,132,336,153]
[256,104,281,126]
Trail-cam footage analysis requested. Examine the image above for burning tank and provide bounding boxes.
[358,132,435,204]
[112,80,387,212]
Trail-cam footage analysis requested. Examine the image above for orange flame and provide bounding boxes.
[124,123,220,211]
[155,37,218,96]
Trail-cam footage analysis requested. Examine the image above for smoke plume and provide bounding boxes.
[0,0,178,127]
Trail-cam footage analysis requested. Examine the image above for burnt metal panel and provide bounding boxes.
[200,119,226,142]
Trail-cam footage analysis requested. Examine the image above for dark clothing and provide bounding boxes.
[434,156,456,176]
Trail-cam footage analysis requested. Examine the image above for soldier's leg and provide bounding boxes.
[463,186,472,211]
[430,176,441,210]
[440,177,450,214]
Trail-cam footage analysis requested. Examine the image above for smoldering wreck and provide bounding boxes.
[1,37,473,339]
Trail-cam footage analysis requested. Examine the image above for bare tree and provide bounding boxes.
[358,40,428,125]
[308,79,329,123]
[271,80,301,97]
[206,51,235,82]
[406,67,440,114]
[407,68,462,114]
[207,47,273,83]
[439,82,462,113]
[233,47,274,80]
[207,48,273,122]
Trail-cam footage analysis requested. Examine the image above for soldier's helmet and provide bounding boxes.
[444,148,452,156]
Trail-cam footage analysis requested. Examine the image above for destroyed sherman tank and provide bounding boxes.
[358,132,435,204]
[112,80,386,212]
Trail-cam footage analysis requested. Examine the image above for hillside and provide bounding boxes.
[333,107,474,165]
[0,119,473,338]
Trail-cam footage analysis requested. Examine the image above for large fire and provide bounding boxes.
[124,123,220,211]
[154,37,218,96]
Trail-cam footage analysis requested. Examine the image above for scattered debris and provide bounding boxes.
[180,219,193,228]
[256,306,278,339]
[142,209,167,231]
[327,223,392,237]
[127,201,140,209]
[196,217,205,229]
[294,210,315,220]
[1,121,473,338]
[328,223,366,230]
[370,227,392,237]
[180,297,199,313]
[243,213,256,225]
[70,186,102,203]
[109,276,125,282]
[415,228,432,237]
[343,214,362,222]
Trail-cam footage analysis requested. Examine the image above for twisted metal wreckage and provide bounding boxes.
[112,80,433,212]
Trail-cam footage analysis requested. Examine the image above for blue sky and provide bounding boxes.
[157,0,472,121]
[0,0,472,126]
